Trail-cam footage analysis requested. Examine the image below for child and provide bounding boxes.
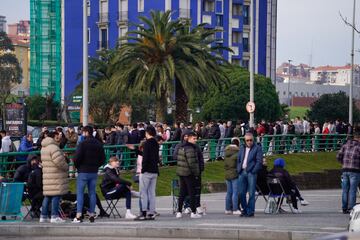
[100,156,136,219]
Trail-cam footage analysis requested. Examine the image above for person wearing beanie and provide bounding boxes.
[269,158,309,213]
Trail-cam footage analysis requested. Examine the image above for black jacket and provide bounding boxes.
[100,164,131,195]
[225,126,234,138]
[14,154,37,183]
[172,128,182,141]
[269,166,296,193]
[256,165,269,195]
[142,138,159,174]
[27,166,43,198]
[74,136,106,173]
[105,131,117,145]
[208,125,220,139]
[128,129,141,144]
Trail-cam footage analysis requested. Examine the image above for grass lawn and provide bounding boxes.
[289,106,309,119]
[69,152,340,198]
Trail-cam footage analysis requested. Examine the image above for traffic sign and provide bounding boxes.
[246,102,256,113]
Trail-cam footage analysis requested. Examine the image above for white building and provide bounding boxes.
[309,65,360,86]
[0,15,6,32]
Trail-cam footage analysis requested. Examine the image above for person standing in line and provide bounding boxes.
[175,132,202,219]
[40,131,69,223]
[0,130,12,153]
[73,126,105,223]
[224,138,241,215]
[135,126,159,221]
[237,132,263,217]
[337,130,360,214]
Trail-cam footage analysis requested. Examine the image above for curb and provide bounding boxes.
[0,224,332,240]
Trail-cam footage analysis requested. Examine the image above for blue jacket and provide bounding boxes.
[237,143,263,174]
[16,136,34,162]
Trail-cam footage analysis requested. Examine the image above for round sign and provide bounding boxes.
[246,102,256,113]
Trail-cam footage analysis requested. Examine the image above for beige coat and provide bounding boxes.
[41,137,69,196]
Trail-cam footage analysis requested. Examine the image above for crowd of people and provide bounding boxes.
[0,118,358,223]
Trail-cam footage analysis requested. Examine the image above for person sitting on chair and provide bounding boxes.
[14,154,40,183]
[27,158,43,218]
[100,156,136,219]
[269,158,309,213]
[256,158,269,196]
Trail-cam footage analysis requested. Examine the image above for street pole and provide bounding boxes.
[349,0,356,126]
[249,0,255,128]
[287,59,292,106]
[83,0,89,126]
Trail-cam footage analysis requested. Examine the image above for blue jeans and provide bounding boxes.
[238,171,257,215]
[77,173,98,215]
[225,178,239,211]
[41,196,61,218]
[341,172,360,210]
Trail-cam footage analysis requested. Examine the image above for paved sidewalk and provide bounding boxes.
[0,189,350,240]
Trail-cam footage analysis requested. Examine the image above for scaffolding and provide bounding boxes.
[30,0,61,102]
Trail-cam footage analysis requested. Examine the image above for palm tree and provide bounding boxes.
[110,10,231,122]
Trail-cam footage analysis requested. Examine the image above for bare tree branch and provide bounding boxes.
[339,11,360,34]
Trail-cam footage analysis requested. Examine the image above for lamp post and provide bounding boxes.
[349,0,356,126]
[249,0,255,128]
[287,59,292,106]
[82,0,89,126]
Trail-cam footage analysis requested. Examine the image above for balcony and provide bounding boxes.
[179,8,191,19]
[97,13,109,26]
[117,11,128,24]
[97,40,108,51]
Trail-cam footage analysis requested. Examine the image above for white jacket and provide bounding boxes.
[0,136,12,153]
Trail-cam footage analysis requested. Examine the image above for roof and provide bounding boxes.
[312,65,352,72]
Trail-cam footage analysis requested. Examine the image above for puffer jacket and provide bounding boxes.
[100,164,131,195]
[41,137,69,196]
[224,144,239,180]
[176,142,200,177]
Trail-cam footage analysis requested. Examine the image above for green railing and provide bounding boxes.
[0,134,349,179]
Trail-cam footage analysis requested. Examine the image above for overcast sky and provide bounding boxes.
[1,0,360,67]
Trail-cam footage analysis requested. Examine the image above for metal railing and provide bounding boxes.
[0,134,349,179]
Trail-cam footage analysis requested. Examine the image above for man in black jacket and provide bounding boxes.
[100,156,136,219]
[135,126,159,221]
[172,122,182,142]
[73,126,105,223]
[128,123,141,144]
[27,161,43,218]
[14,154,40,183]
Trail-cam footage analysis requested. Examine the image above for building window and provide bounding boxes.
[233,3,242,16]
[87,0,90,16]
[232,31,241,44]
[203,0,215,12]
[119,26,127,45]
[87,28,90,44]
[216,15,223,27]
[242,36,249,52]
[99,0,108,22]
[215,0,223,14]
[99,28,108,50]
[138,0,144,12]
[243,5,249,25]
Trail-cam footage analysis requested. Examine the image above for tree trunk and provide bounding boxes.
[156,91,167,122]
[175,79,188,123]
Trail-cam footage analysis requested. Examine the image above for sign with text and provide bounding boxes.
[5,103,26,138]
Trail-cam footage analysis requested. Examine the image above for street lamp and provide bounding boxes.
[82,0,89,126]
[287,59,292,106]
[349,0,356,126]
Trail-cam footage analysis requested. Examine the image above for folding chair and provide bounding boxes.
[103,197,122,218]
[23,191,35,219]
[0,182,25,221]
[266,176,294,214]
[255,185,269,203]
[171,179,180,214]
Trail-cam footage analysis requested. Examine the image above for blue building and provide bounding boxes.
[62,0,277,101]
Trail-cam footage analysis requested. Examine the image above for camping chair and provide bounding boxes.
[255,184,269,203]
[171,179,180,214]
[0,182,25,221]
[266,176,294,214]
[101,187,122,218]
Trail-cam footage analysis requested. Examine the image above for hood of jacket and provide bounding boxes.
[41,137,57,148]
[225,144,240,151]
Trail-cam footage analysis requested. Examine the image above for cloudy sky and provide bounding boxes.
[1,0,360,67]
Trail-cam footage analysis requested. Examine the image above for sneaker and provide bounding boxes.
[175,212,182,218]
[196,207,204,214]
[99,212,110,218]
[190,213,202,219]
[146,214,156,220]
[39,217,49,223]
[72,217,83,223]
[125,211,137,219]
[343,209,351,214]
[233,210,242,215]
[89,216,95,223]
[134,215,147,221]
[154,211,160,217]
[292,208,302,214]
[300,199,309,206]
[184,208,191,214]
[225,210,232,215]
[50,217,65,223]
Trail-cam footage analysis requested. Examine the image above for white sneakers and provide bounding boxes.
[125,210,137,219]
[39,217,48,223]
[292,208,302,214]
[225,210,232,215]
[184,208,191,214]
[232,210,242,215]
[190,213,202,219]
[50,217,66,223]
[300,199,310,206]
[176,212,182,218]
[196,207,204,215]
